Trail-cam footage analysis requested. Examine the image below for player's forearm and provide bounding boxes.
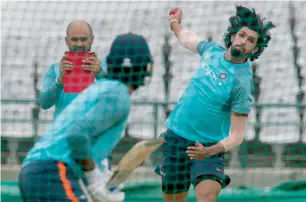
[170,21,200,53]
[208,114,247,155]
[207,131,244,156]
[38,67,63,109]
[38,82,62,109]
[207,143,225,156]
[219,130,244,152]
[170,20,183,36]
[66,120,93,160]
[218,114,247,152]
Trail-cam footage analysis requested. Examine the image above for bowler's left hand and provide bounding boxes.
[186,142,211,160]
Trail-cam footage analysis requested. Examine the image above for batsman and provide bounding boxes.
[19,32,154,202]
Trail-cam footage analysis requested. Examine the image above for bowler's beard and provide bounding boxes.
[230,45,245,58]
[70,45,91,52]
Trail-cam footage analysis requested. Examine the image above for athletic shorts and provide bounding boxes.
[19,160,91,202]
[155,129,230,194]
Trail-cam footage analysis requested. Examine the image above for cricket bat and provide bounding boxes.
[106,137,164,190]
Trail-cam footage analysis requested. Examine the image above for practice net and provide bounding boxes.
[1,1,306,201]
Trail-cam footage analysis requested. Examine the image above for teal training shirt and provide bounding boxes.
[165,41,253,143]
[24,78,130,175]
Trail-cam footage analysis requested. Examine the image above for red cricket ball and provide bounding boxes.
[169,8,178,15]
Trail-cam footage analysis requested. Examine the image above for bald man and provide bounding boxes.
[38,20,107,119]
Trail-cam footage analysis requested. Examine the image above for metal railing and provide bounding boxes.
[1,99,306,168]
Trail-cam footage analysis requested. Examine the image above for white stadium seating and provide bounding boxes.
[1,1,305,144]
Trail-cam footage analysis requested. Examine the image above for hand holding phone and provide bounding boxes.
[63,51,95,93]
[81,54,102,76]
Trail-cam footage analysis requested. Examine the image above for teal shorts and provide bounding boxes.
[155,129,230,194]
[19,160,89,202]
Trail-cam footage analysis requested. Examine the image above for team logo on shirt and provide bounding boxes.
[199,61,222,86]
[219,73,227,80]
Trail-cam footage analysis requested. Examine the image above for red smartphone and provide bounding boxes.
[63,51,95,93]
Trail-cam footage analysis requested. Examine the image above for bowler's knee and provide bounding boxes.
[195,179,221,202]
[197,194,218,202]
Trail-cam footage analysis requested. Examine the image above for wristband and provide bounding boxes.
[170,19,179,26]
[84,166,100,184]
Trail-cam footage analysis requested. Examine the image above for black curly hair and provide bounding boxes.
[224,5,276,61]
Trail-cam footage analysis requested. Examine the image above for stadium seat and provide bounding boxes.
[260,108,300,144]
[127,104,167,139]
[1,123,33,138]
